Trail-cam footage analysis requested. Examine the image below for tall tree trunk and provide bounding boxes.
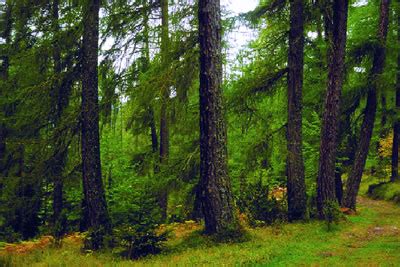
[158,0,169,221]
[142,1,159,169]
[286,0,306,221]
[81,0,112,250]
[391,12,400,182]
[0,0,12,176]
[316,0,349,218]
[198,0,239,235]
[343,0,390,210]
[50,0,66,245]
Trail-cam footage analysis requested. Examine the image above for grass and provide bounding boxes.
[2,179,400,266]
[368,180,400,203]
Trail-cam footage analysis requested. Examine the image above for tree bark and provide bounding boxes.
[50,0,67,245]
[316,0,349,218]
[81,0,112,249]
[391,12,400,182]
[286,0,307,221]
[198,0,239,235]
[0,0,12,176]
[343,0,390,210]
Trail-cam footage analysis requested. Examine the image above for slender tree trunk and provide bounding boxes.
[142,3,159,169]
[343,0,390,210]
[158,0,169,221]
[159,0,169,163]
[81,0,112,249]
[0,0,12,176]
[286,0,306,221]
[149,108,158,154]
[50,0,66,245]
[198,0,239,235]
[391,12,400,182]
[316,0,349,218]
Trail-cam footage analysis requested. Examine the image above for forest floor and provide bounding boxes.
[1,181,400,266]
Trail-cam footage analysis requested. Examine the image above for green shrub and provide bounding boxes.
[113,223,168,259]
[237,178,287,226]
[323,200,342,231]
[108,183,168,259]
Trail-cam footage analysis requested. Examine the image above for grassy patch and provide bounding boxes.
[2,195,400,265]
[368,181,400,203]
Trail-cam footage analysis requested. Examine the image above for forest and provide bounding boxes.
[1,0,400,265]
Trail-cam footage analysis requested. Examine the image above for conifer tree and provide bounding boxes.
[81,0,112,249]
[198,0,239,236]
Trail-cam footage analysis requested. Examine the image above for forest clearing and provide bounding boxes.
[1,0,400,265]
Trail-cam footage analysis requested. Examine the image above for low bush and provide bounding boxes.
[113,223,168,259]
[108,182,169,259]
[237,179,287,226]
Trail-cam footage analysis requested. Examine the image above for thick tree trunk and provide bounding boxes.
[158,0,169,222]
[391,12,400,182]
[343,0,390,210]
[316,0,349,218]
[286,0,307,221]
[81,0,112,250]
[198,0,239,235]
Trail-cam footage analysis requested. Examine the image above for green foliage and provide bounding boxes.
[323,200,343,231]
[237,177,287,226]
[113,224,168,259]
[0,0,399,262]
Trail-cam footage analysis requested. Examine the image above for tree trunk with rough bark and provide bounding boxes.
[198,0,239,236]
[81,0,112,250]
[0,0,12,176]
[343,0,390,210]
[286,0,307,221]
[316,0,349,218]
